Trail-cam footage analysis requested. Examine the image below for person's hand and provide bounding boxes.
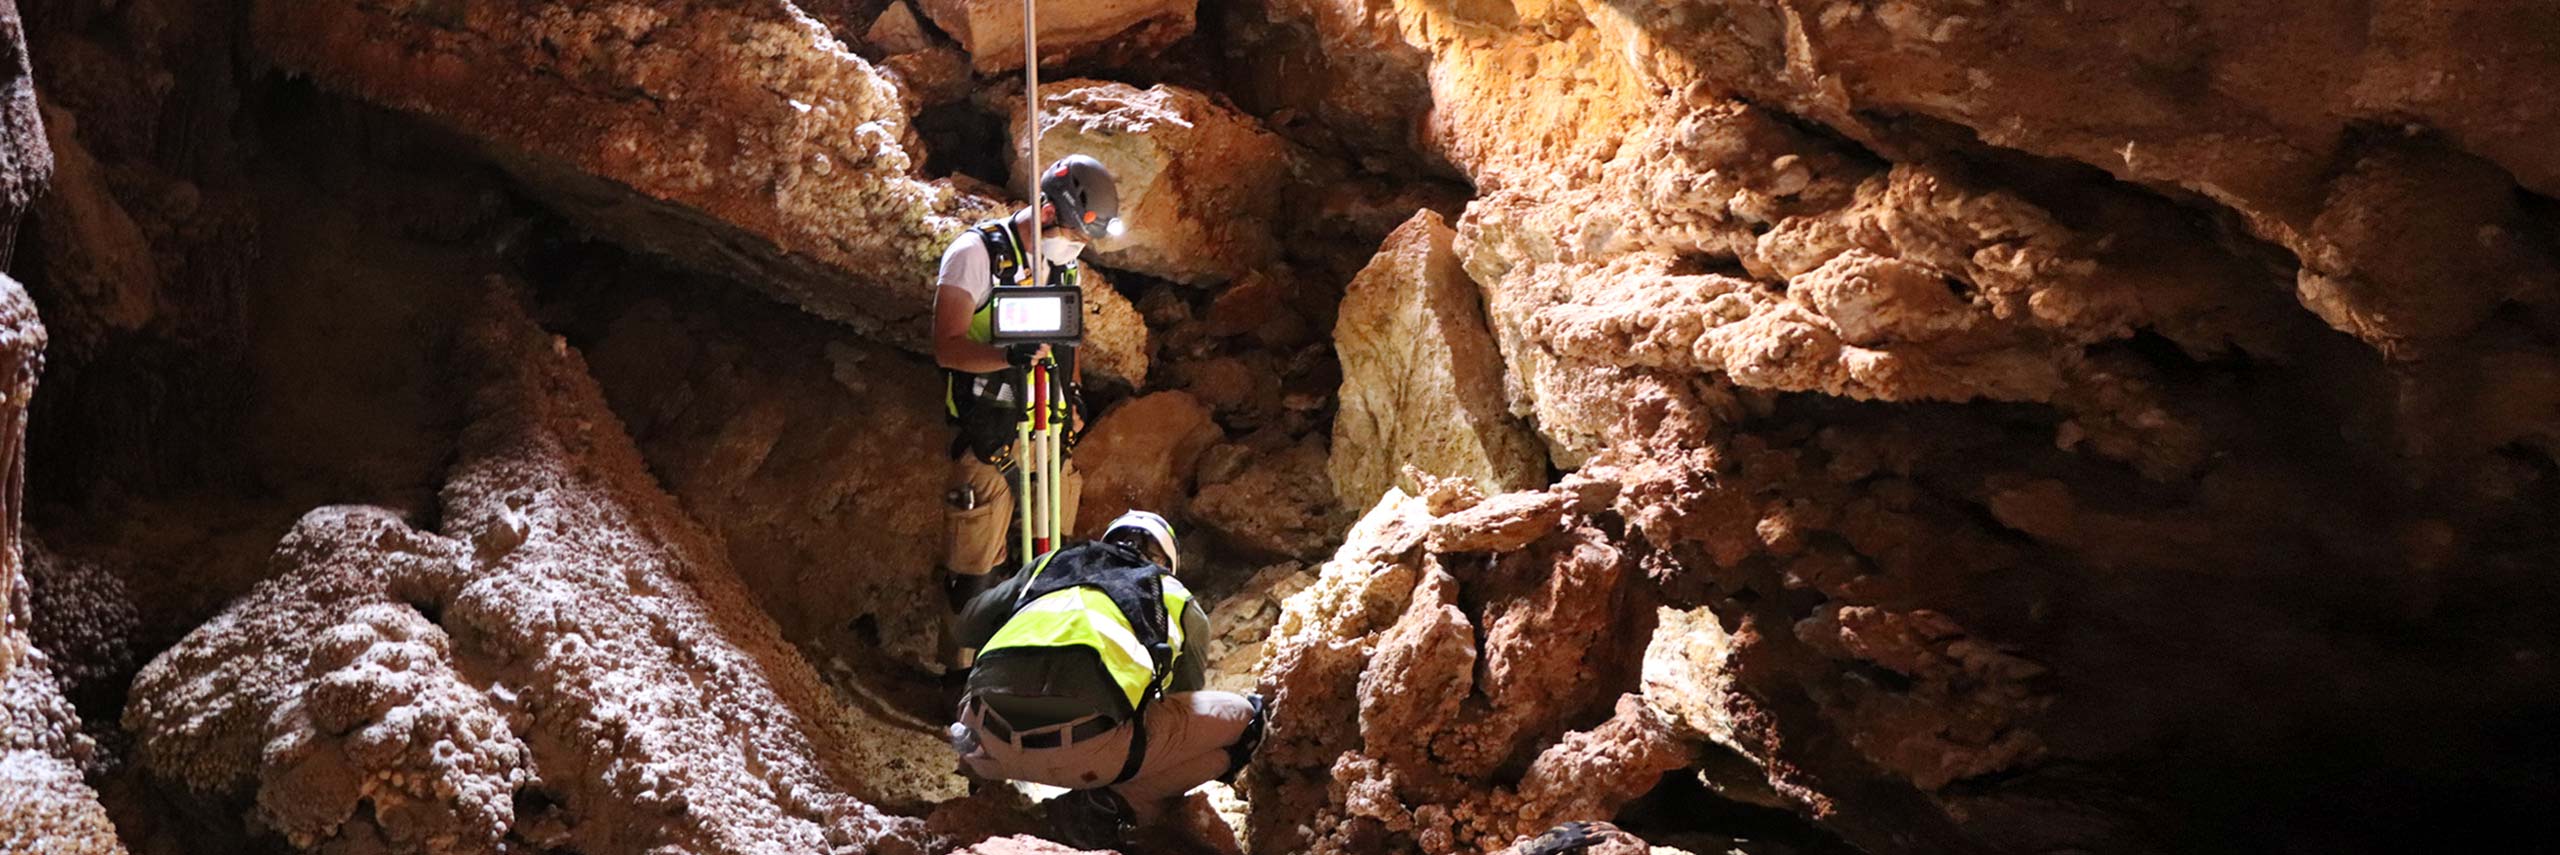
[1058,390,1086,444]
[1005,343,1055,368]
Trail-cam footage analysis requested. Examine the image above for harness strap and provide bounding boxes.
[1112,712,1150,785]
[1108,628,1175,785]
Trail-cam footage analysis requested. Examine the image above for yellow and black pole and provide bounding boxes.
[1046,351,1066,542]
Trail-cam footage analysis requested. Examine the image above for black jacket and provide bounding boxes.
[956,541,1209,729]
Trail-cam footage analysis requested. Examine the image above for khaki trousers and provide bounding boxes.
[946,452,1084,575]
[958,691,1257,822]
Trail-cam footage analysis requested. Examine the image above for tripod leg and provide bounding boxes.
[1015,392,1033,569]
[1048,368,1065,543]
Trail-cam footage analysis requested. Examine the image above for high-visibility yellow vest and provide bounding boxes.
[947,218,1081,420]
[979,551,1192,713]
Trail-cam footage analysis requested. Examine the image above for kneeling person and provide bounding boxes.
[950,511,1266,845]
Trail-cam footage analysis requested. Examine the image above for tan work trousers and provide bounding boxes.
[959,691,1257,822]
[946,452,1084,576]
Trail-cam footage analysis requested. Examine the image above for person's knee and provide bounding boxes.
[1195,691,1259,731]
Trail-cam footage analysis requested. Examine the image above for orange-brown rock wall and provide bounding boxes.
[1232,0,2560,852]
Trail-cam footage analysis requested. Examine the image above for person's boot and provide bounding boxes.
[1045,788,1134,849]
[943,568,1000,611]
[938,568,1001,672]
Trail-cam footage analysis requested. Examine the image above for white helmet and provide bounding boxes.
[1102,510,1179,575]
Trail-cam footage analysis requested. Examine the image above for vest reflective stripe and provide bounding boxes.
[980,569,1192,710]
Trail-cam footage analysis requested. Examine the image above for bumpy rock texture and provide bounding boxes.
[1,647,126,855]
[1,274,127,854]
[123,289,944,854]
[0,0,43,223]
[1233,0,2560,851]
[17,535,139,734]
[1252,485,1689,855]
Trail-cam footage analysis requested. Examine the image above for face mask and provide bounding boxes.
[1040,236,1084,266]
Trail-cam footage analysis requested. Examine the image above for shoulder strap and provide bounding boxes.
[974,217,1082,290]
[974,219,1028,287]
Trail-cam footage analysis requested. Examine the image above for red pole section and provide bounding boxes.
[1031,360,1051,554]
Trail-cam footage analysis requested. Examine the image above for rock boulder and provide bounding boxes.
[1010,80,1297,286]
[1249,488,1672,855]
[574,283,954,669]
[1069,391,1222,537]
[918,0,1197,73]
[1330,210,1548,510]
[1192,436,1347,562]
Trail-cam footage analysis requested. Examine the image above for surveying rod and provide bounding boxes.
[1015,374,1033,567]
[1022,0,1047,563]
[1022,0,1042,300]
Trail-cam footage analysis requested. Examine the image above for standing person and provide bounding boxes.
[933,155,1123,661]
[949,511,1268,848]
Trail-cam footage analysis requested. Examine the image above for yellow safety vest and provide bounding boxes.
[979,552,1192,712]
[948,219,1081,419]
